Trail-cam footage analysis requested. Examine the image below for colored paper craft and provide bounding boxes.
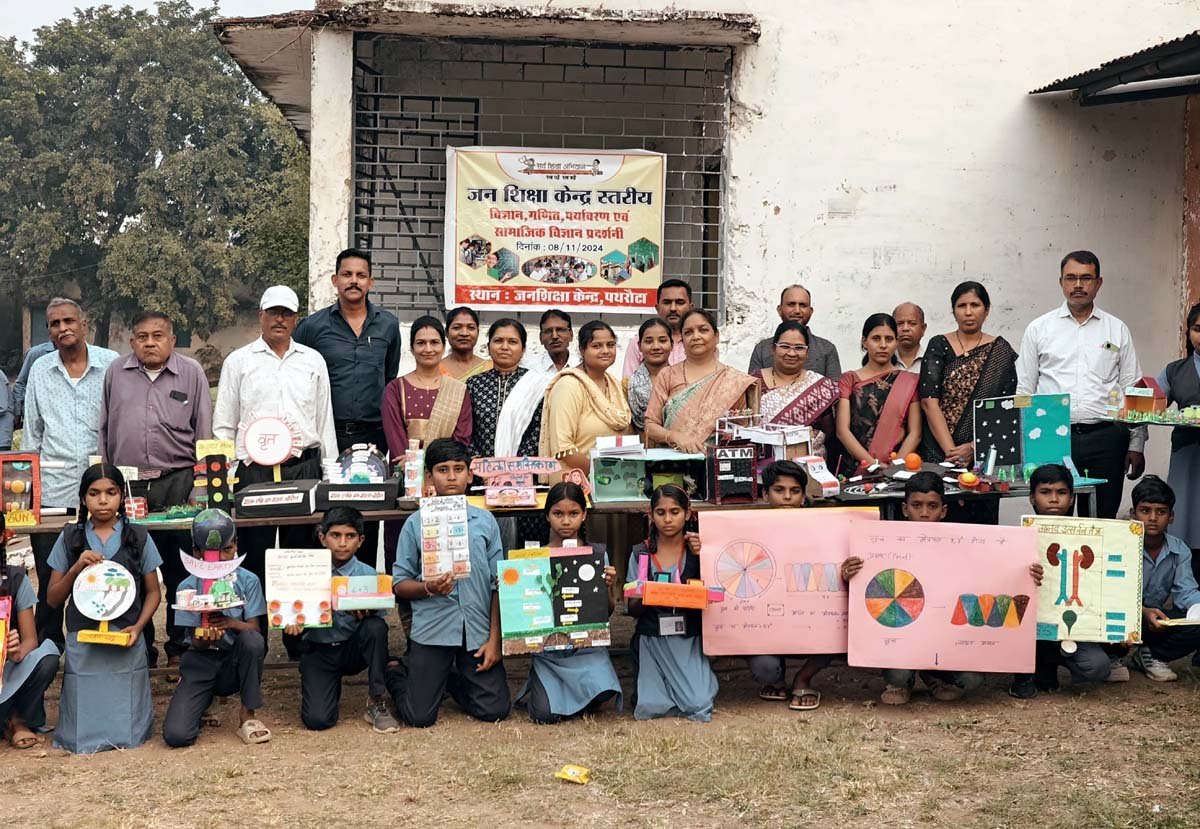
[846,521,1038,672]
[419,495,471,580]
[72,560,138,646]
[973,394,1071,479]
[498,547,611,655]
[1022,515,1144,644]
[0,453,41,528]
[331,574,394,611]
[265,548,333,629]
[699,508,877,656]
[705,444,758,505]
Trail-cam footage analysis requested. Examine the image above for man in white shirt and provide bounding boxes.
[213,285,336,653]
[1015,250,1147,519]
[522,309,573,373]
[893,302,927,373]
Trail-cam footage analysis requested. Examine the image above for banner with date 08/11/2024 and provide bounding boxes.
[443,146,666,313]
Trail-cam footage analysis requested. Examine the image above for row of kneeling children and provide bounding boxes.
[4,439,1199,752]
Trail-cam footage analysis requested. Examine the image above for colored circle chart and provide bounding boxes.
[714,540,775,599]
[864,568,925,628]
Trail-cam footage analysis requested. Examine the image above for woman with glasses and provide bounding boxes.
[752,321,839,458]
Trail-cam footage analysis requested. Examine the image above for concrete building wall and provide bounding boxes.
[310,0,1198,479]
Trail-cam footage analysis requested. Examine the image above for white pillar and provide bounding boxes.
[307,28,355,310]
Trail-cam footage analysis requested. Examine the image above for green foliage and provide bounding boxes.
[0,1,309,344]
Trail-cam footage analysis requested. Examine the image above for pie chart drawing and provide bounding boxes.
[715,540,775,599]
[865,568,925,628]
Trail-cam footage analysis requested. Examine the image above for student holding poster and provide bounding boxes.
[844,473,1043,705]
[747,461,835,712]
[515,483,622,724]
[1009,465,1121,699]
[389,439,510,727]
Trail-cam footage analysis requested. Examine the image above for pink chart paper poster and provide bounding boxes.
[699,508,877,656]
[846,521,1039,673]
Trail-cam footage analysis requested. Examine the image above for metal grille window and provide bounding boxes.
[352,36,730,321]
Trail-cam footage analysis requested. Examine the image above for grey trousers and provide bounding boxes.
[162,630,266,747]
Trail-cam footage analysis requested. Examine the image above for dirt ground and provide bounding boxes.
[4,609,1200,829]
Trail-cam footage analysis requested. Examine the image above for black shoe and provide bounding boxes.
[1034,674,1060,693]
[1008,676,1037,699]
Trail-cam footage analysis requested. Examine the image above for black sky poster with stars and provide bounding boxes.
[551,550,611,628]
[974,398,1023,467]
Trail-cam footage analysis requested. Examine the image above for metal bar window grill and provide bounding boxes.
[352,35,731,320]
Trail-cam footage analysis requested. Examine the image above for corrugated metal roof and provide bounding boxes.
[1031,29,1200,94]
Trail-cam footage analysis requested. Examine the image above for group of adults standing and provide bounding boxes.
[11,246,1200,662]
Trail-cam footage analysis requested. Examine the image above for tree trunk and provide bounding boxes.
[93,306,112,348]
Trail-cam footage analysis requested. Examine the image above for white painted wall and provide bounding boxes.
[308,27,355,310]
[310,0,1197,492]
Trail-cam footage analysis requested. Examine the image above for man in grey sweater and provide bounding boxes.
[747,284,841,378]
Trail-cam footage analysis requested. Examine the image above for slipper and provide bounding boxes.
[758,684,788,702]
[237,719,271,745]
[8,727,40,750]
[201,701,221,728]
[880,684,912,706]
[788,688,821,711]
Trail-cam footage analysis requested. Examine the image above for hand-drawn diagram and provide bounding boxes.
[72,562,136,621]
[1023,515,1144,644]
[700,508,878,656]
[499,547,611,655]
[950,594,1031,627]
[864,568,925,628]
[714,541,775,599]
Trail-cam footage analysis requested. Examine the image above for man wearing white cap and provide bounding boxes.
[213,286,337,654]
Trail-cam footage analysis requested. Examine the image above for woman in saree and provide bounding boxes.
[541,321,632,473]
[919,281,1017,466]
[645,309,758,453]
[381,316,473,610]
[1153,302,1200,553]
[834,313,923,475]
[752,320,839,458]
[440,306,492,380]
[627,317,673,434]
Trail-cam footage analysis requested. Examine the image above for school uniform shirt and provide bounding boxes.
[393,504,504,651]
[99,351,213,472]
[0,567,60,706]
[305,557,386,645]
[293,300,401,424]
[1015,302,1147,452]
[212,336,338,461]
[174,567,266,650]
[1142,533,1200,612]
[23,344,120,507]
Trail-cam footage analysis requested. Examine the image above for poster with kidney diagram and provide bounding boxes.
[846,521,1039,672]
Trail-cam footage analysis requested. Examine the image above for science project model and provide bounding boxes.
[73,561,140,646]
[172,509,246,641]
[0,453,41,528]
[498,545,612,655]
[316,443,400,511]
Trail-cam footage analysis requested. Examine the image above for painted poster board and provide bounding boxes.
[1021,515,1144,644]
[444,146,665,312]
[973,394,1071,479]
[846,521,1039,673]
[498,547,611,655]
[265,548,332,629]
[699,508,878,656]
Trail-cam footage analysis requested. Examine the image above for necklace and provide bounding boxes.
[495,368,517,401]
[955,331,983,354]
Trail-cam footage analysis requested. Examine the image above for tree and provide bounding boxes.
[0,1,309,346]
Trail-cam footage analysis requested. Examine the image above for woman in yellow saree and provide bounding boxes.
[645,309,758,453]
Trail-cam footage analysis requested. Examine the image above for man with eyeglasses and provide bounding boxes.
[747,284,841,379]
[214,286,337,651]
[1016,250,1147,519]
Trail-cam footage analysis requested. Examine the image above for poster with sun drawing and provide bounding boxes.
[1021,515,1143,644]
[498,547,611,655]
[699,508,878,656]
[973,394,1071,479]
[846,521,1039,672]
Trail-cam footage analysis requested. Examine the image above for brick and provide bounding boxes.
[605,67,644,84]
[564,65,604,83]
[584,47,625,66]
[644,68,686,86]
[544,45,584,64]
[419,41,462,61]
[503,44,545,63]
[541,82,585,99]
[440,61,482,80]
[461,43,503,62]
[583,117,623,133]
[664,49,707,70]
[623,119,664,137]
[542,116,584,134]
[482,61,524,81]
[625,49,666,68]
[523,63,564,82]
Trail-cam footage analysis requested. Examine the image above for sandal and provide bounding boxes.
[8,726,40,750]
[788,688,821,711]
[237,719,271,745]
[880,684,912,706]
[758,684,788,702]
[201,700,221,728]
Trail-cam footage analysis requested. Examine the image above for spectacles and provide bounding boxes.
[1061,275,1097,286]
[775,343,809,354]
